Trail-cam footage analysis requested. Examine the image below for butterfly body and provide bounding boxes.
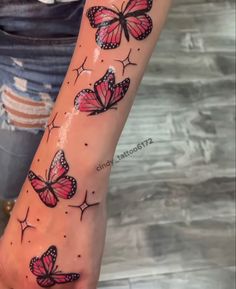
[87,0,153,49]
[117,11,130,41]
[28,150,77,208]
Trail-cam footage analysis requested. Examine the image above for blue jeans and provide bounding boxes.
[0,0,85,199]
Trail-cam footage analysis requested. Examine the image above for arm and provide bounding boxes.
[0,1,172,288]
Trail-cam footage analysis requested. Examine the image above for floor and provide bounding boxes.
[0,0,235,288]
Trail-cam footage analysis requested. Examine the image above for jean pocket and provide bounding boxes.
[0,28,77,46]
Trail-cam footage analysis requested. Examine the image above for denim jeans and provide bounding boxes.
[0,0,85,199]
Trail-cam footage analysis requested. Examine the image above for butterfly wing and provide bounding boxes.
[94,68,115,107]
[74,89,104,114]
[28,171,47,193]
[41,246,57,273]
[28,171,58,207]
[124,0,153,15]
[30,246,57,286]
[30,257,47,277]
[37,277,55,288]
[87,6,119,28]
[48,150,69,183]
[38,189,58,208]
[124,0,153,41]
[126,14,153,41]
[87,6,122,49]
[96,21,123,49]
[31,258,55,287]
[33,246,57,288]
[51,273,80,285]
[51,176,77,200]
[108,77,130,108]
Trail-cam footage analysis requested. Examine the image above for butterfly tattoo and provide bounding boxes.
[30,246,80,288]
[28,150,77,208]
[74,68,130,115]
[87,0,153,49]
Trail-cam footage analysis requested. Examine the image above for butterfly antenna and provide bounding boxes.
[53,265,60,274]
[45,169,48,181]
[112,3,120,13]
[121,1,125,13]
[38,175,44,181]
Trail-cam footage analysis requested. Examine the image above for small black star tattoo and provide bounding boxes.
[69,190,100,221]
[73,57,92,85]
[46,112,60,143]
[17,207,36,244]
[115,49,137,75]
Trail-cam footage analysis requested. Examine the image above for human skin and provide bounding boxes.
[0,0,172,288]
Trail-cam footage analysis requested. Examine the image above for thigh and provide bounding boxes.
[0,0,85,199]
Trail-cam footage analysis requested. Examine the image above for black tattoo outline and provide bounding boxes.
[30,245,80,288]
[28,150,77,208]
[87,0,153,50]
[46,112,60,143]
[115,48,137,75]
[17,207,36,244]
[73,56,92,85]
[69,190,100,221]
[74,68,130,116]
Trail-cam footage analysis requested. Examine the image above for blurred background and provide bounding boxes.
[0,0,235,288]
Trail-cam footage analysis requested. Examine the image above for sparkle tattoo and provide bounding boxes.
[28,150,77,208]
[17,207,35,244]
[30,245,80,288]
[87,0,153,49]
[69,190,100,221]
[73,56,92,85]
[74,68,130,115]
[116,49,137,75]
[46,112,60,143]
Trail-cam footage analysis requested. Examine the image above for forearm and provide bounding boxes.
[0,1,172,288]
[34,0,172,176]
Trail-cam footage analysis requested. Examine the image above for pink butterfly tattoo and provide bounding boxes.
[87,0,153,49]
[30,245,80,288]
[28,150,77,208]
[74,68,130,115]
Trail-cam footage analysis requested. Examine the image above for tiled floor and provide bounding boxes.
[0,0,235,288]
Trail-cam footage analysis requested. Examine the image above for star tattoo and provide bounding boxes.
[69,190,100,221]
[115,49,137,75]
[17,207,36,244]
[46,112,60,143]
[73,57,92,85]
